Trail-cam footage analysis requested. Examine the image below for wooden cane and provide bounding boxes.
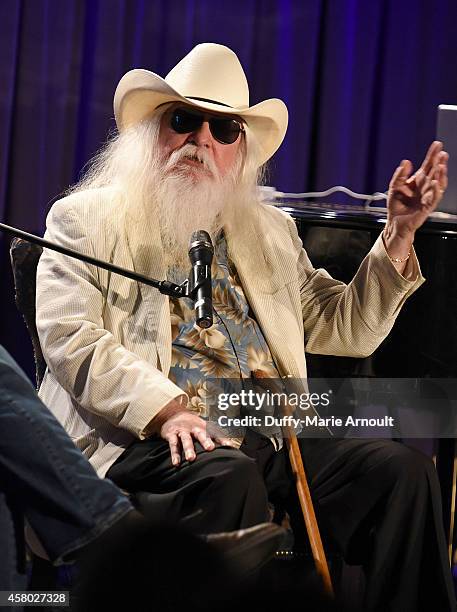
[252,370,334,597]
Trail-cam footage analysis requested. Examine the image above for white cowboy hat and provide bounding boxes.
[114,43,288,166]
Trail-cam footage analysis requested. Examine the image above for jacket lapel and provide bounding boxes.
[230,232,307,381]
[123,214,172,374]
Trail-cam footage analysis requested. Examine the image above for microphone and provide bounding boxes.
[188,230,214,329]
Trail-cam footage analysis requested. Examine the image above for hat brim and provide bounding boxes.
[114,69,288,166]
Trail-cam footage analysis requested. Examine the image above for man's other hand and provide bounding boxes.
[161,410,214,465]
[148,400,238,466]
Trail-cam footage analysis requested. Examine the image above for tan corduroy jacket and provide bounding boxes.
[36,188,425,477]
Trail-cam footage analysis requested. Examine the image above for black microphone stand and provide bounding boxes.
[0,221,198,301]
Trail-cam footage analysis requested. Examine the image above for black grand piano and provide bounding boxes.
[279,199,457,564]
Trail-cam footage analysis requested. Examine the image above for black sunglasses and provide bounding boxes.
[169,107,244,145]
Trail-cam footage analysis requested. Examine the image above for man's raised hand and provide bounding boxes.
[387,140,448,237]
[383,141,448,274]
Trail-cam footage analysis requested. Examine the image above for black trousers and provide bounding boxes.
[106,431,456,612]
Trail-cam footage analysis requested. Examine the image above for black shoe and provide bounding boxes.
[204,522,287,576]
[72,516,286,611]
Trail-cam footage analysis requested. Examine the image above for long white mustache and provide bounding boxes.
[163,143,220,179]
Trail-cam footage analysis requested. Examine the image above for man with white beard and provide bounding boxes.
[36,44,455,610]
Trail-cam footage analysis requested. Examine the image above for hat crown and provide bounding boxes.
[165,43,249,109]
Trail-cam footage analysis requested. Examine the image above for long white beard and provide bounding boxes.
[116,134,268,287]
[155,144,240,282]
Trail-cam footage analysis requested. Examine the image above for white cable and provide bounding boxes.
[274,185,388,202]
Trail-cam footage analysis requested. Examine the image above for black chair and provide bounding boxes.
[10,239,46,388]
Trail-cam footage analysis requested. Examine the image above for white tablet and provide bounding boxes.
[436,104,457,214]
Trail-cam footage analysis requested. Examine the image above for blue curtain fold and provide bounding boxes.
[1,0,457,375]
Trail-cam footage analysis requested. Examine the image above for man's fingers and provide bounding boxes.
[206,421,237,448]
[432,179,442,208]
[214,436,239,449]
[438,153,448,192]
[167,427,215,467]
[192,426,216,452]
[161,412,216,465]
[440,165,448,192]
[417,178,439,211]
[390,159,412,188]
[178,431,196,462]
[439,150,449,166]
[410,167,428,189]
[420,140,443,175]
[405,142,444,189]
[423,179,440,211]
[427,162,446,195]
[167,433,182,467]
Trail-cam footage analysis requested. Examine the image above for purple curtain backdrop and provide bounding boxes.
[1,0,457,378]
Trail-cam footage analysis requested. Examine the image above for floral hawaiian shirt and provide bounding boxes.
[169,232,283,448]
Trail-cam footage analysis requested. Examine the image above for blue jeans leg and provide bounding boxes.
[0,491,28,593]
[0,345,133,574]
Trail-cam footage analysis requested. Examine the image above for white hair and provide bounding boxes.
[68,105,272,284]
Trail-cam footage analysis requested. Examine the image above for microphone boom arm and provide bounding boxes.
[0,221,189,299]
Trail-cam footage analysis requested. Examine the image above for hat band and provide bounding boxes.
[186,96,232,108]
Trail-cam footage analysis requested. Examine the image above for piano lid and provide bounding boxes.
[274,200,457,235]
